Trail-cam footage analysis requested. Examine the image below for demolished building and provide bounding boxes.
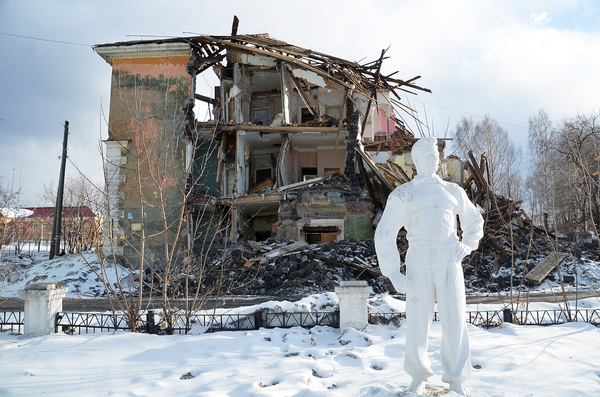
[94,21,473,266]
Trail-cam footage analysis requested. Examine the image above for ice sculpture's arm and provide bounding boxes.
[375,192,409,292]
[455,186,485,257]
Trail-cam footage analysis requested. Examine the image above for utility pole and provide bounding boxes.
[50,121,69,259]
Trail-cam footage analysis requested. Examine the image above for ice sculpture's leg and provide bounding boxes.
[437,255,471,387]
[403,249,435,383]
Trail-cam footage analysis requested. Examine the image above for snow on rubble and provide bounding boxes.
[3,235,600,300]
[0,250,121,298]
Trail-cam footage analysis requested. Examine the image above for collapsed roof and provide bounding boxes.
[95,27,431,137]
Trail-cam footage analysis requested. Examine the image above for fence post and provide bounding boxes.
[335,280,372,331]
[19,282,68,337]
[254,310,263,330]
[503,308,513,324]
[146,310,156,334]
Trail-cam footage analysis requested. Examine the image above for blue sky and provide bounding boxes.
[1,0,600,204]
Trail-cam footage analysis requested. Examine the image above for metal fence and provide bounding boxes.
[2,308,600,336]
[155,310,340,334]
[0,240,52,259]
[510,308,600,326]
[50,310,340,335]
[55,312,131,334]
[0,311,24,333]
[370,308,600,328]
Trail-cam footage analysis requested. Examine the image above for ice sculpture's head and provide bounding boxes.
[412,137,439,178]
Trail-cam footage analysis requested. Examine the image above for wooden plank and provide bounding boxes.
[284,67,317,118]
[218,125,341,134]
[231,16,239,36]
[248,178,274,194]
[311,253,382,277]
[261,241,308,263]
[200,36,358,93]
[361,49,386,135]
[223,192,283,205]
[524,252,570,285]
[387,160,411,183]
[356,149,395,192]
[356,154,379,207]
[467,151,488,194]
[194,93,219,106]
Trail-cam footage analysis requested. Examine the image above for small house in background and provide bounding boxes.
[95,18,475,266]
[0,208,34,223]
[17,207,100,252]
[0,207,35,248]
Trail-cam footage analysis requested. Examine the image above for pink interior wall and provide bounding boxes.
[295,148,345,180]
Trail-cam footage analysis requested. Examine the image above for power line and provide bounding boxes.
[0,32,91,47]
[413,98,528,130]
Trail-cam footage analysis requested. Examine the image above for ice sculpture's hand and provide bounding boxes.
[389,271,410,293]
[456,242,472,263]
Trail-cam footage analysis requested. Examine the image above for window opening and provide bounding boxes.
[303,226,338,244]
[255,231,271,241]
[300,107,315,124]
[324,168,339,176]
[253,108,270,126]
[301,167,318,181]
[325,106,342,119]
[255,168,272,184]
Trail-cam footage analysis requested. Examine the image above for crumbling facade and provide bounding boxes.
[95,42,193,265]
[94,23,459,264]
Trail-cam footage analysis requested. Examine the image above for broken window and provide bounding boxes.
[255,231,271,241]
[301,167,318,181]
[300,107,316,124]
[304,226,338,244]
[255,168,272,184]
[253,108,270,126]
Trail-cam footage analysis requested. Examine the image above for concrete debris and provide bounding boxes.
[153,227,600,298]
[524,252,570,285]
[152,238,387,298]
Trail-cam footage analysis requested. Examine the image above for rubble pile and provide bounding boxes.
[4,231,599,300]
[463,225,600,294]
[159,238,391,298]
[158,228,600,298]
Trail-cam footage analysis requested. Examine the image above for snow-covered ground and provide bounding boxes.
[2,254,600,395]
[1,294,600,396]
[0,251,121,298]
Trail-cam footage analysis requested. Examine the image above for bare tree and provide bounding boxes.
[0,187,18,253]
[453,115,523,199]
[42,176,103,253]
[552,112,600,235]
[526,109,557,231]
[0,176,22,302]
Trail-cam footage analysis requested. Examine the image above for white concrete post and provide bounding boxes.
[19,283,68,337]
[335,280,372,331]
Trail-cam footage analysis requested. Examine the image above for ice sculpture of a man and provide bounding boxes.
[374,137,484,396]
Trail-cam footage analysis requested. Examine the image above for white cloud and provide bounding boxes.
[530,12,554,26]
[2,1,600,201]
